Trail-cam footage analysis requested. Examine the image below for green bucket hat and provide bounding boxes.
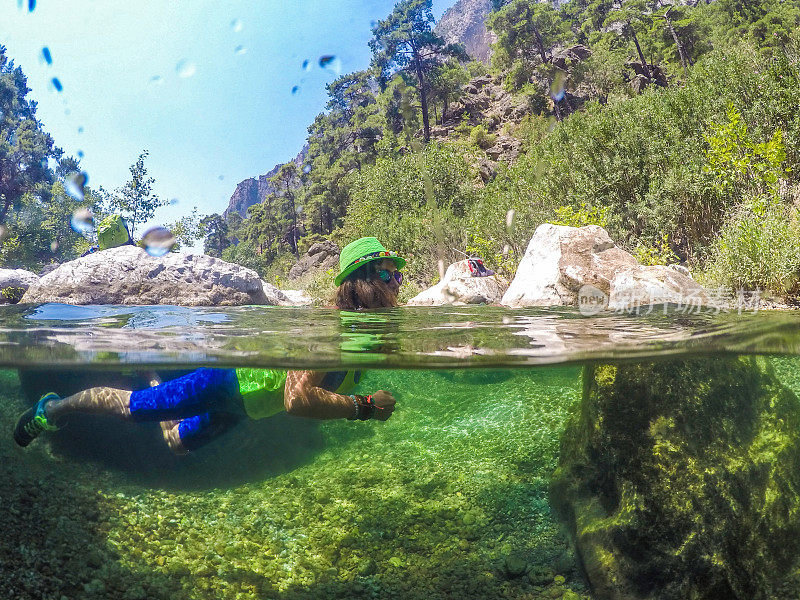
[334,237,406,286]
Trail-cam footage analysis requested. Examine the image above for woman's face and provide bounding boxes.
[373,258,401,293]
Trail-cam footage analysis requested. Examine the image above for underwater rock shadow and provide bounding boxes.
[47,411,327,491]
[17,368,329,490]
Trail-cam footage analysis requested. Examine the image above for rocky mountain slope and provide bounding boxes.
[223,146,306,220]
[224,0,495,219]
[434,0,495,64]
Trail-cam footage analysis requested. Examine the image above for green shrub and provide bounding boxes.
[550,202,610,228]
[0,287,26,304]
[470,124,497,150]
[706,199,800,295]
[632,234,680,266]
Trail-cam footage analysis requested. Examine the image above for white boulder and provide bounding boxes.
[21,246,289,306]
[502,223,712,311]
[407,260,508,306]
[0,268,39,303]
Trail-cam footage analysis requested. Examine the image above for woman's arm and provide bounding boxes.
[284,370,395,421]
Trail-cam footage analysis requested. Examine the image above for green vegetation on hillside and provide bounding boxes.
[2,0,799,298]
[200,0,800,298]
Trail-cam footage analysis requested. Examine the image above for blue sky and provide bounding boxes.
[1,0,452,249]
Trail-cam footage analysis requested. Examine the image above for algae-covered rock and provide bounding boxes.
[550,357,800,600]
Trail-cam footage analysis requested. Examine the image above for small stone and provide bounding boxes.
[503,553,528,578]
[529,565,555,585]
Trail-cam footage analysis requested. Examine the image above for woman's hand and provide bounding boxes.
[370,390,396,421]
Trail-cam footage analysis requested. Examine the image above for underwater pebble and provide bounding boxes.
[503,553,528,578]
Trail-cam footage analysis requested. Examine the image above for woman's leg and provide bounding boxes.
[44,387,132,421]
[15,369,242,448]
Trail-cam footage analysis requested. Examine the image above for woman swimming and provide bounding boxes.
[13,237,403,454]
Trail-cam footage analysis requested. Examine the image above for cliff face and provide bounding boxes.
[223,146,307,220]
[435,0,496,64]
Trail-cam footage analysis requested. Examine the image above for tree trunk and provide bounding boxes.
[532,24,548,65]
[409,37,431,142]
[628,22,653,82]
[662,9,690,76]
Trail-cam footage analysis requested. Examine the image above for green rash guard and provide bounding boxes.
[234,368,364,420]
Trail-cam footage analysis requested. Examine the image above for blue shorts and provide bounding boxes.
[129,368,245,451]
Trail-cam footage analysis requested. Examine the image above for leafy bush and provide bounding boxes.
[550,202,610,228]
[706,200,800,295]
[338,144,479,283]
[632,234,680,266]
[470,124,497,149]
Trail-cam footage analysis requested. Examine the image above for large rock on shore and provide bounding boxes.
[407,259,508,306]
[287,240,339,280]
[502,224,712,311]
[550,358,800,600]
[0,268,39,303]
[21,246,288,306]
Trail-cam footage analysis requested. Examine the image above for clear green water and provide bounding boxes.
[2,304,800,599]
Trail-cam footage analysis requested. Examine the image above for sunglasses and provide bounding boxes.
[376,269,403,285]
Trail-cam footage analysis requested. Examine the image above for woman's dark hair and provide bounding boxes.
[335,262,399,310]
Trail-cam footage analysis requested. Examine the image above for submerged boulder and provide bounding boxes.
[550,357,800,600]
[502,224,711,310]
[407,259,508,306]
[21,246,288,306]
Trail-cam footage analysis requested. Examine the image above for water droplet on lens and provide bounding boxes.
[28,0,35,12]
[370,20,379,28]
[64,109,71,116]
[169,198,179,205]
[218,175,224,180]
[550,70,567,102]
[302,164,311,174]
[149,75,163,85]
[65,172,88,201]
[302,59,311,71]
[77,150,84,158]
[42,47,52,65]
[231,19,243,32]
[70,207,95,236]
[320,56,342,76]
[235,45,247,55]
[51,78,63,92]
[142,226,176,257]
[291,85,300,95]
[176,60,197,78]
[77,126,84,134]
[547,116,557,131]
